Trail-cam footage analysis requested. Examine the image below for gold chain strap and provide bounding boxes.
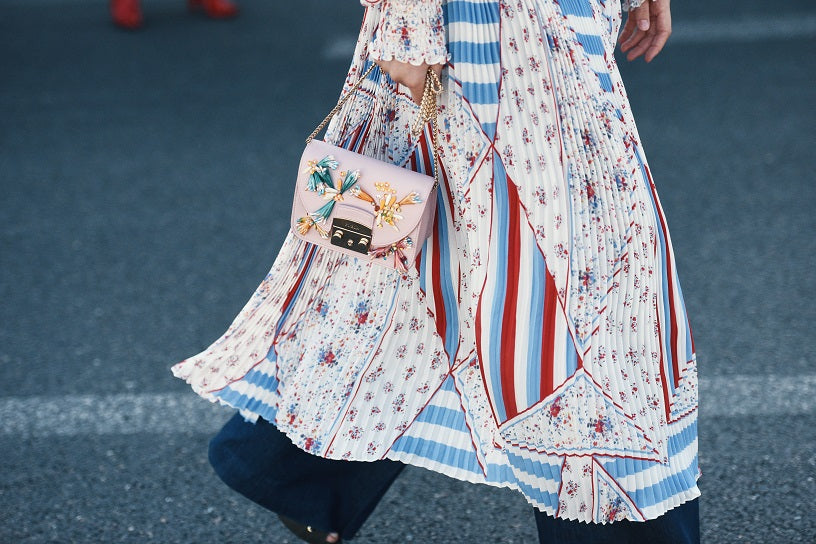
[306,64,444,189]
[411,68,443,189]
[306,63,378,145]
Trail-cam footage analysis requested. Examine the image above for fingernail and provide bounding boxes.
[638,20,649,31]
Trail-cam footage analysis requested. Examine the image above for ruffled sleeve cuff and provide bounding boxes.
[366,0,447,66]
[621,0,649,11]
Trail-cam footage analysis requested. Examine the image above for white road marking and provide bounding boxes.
[670,15,816,44]
[322,14,816,60]
[1,392,231,438]
[1,375,812,437]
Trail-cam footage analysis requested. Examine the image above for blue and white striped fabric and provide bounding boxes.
[445,1,502,138]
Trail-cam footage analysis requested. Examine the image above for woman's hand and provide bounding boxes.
[376,59,444,104]
[618,0,672,62]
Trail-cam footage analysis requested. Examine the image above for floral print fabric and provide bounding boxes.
[367,0,448,66]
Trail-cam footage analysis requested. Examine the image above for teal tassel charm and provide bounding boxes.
[314,169,361,221]
[302,155,339,194]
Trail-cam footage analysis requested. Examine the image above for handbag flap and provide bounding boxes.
[293,139,436,248]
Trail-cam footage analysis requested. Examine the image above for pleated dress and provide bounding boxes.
[173,0,700,523]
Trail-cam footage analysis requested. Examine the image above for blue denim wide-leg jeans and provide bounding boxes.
[209,413,700,543]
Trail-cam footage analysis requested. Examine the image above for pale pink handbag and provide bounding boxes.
[291,65,442,272]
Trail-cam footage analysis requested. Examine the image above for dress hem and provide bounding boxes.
[174,365,701,525]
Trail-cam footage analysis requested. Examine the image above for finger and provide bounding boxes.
[618,4,645,46]
[620,26,646,53]
[618,17,636,45]
[644,3,672,61]
[642,29,669,61]
[626,33,653,61]
[631,2,652,32]
[620,2,651,52]
[374,58,390,74]
[407,69,427,104]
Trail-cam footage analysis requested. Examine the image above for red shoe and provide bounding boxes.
[188,0,239,19]
[110,0,143,29]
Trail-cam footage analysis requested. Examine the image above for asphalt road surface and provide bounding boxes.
[2,0,815,542]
